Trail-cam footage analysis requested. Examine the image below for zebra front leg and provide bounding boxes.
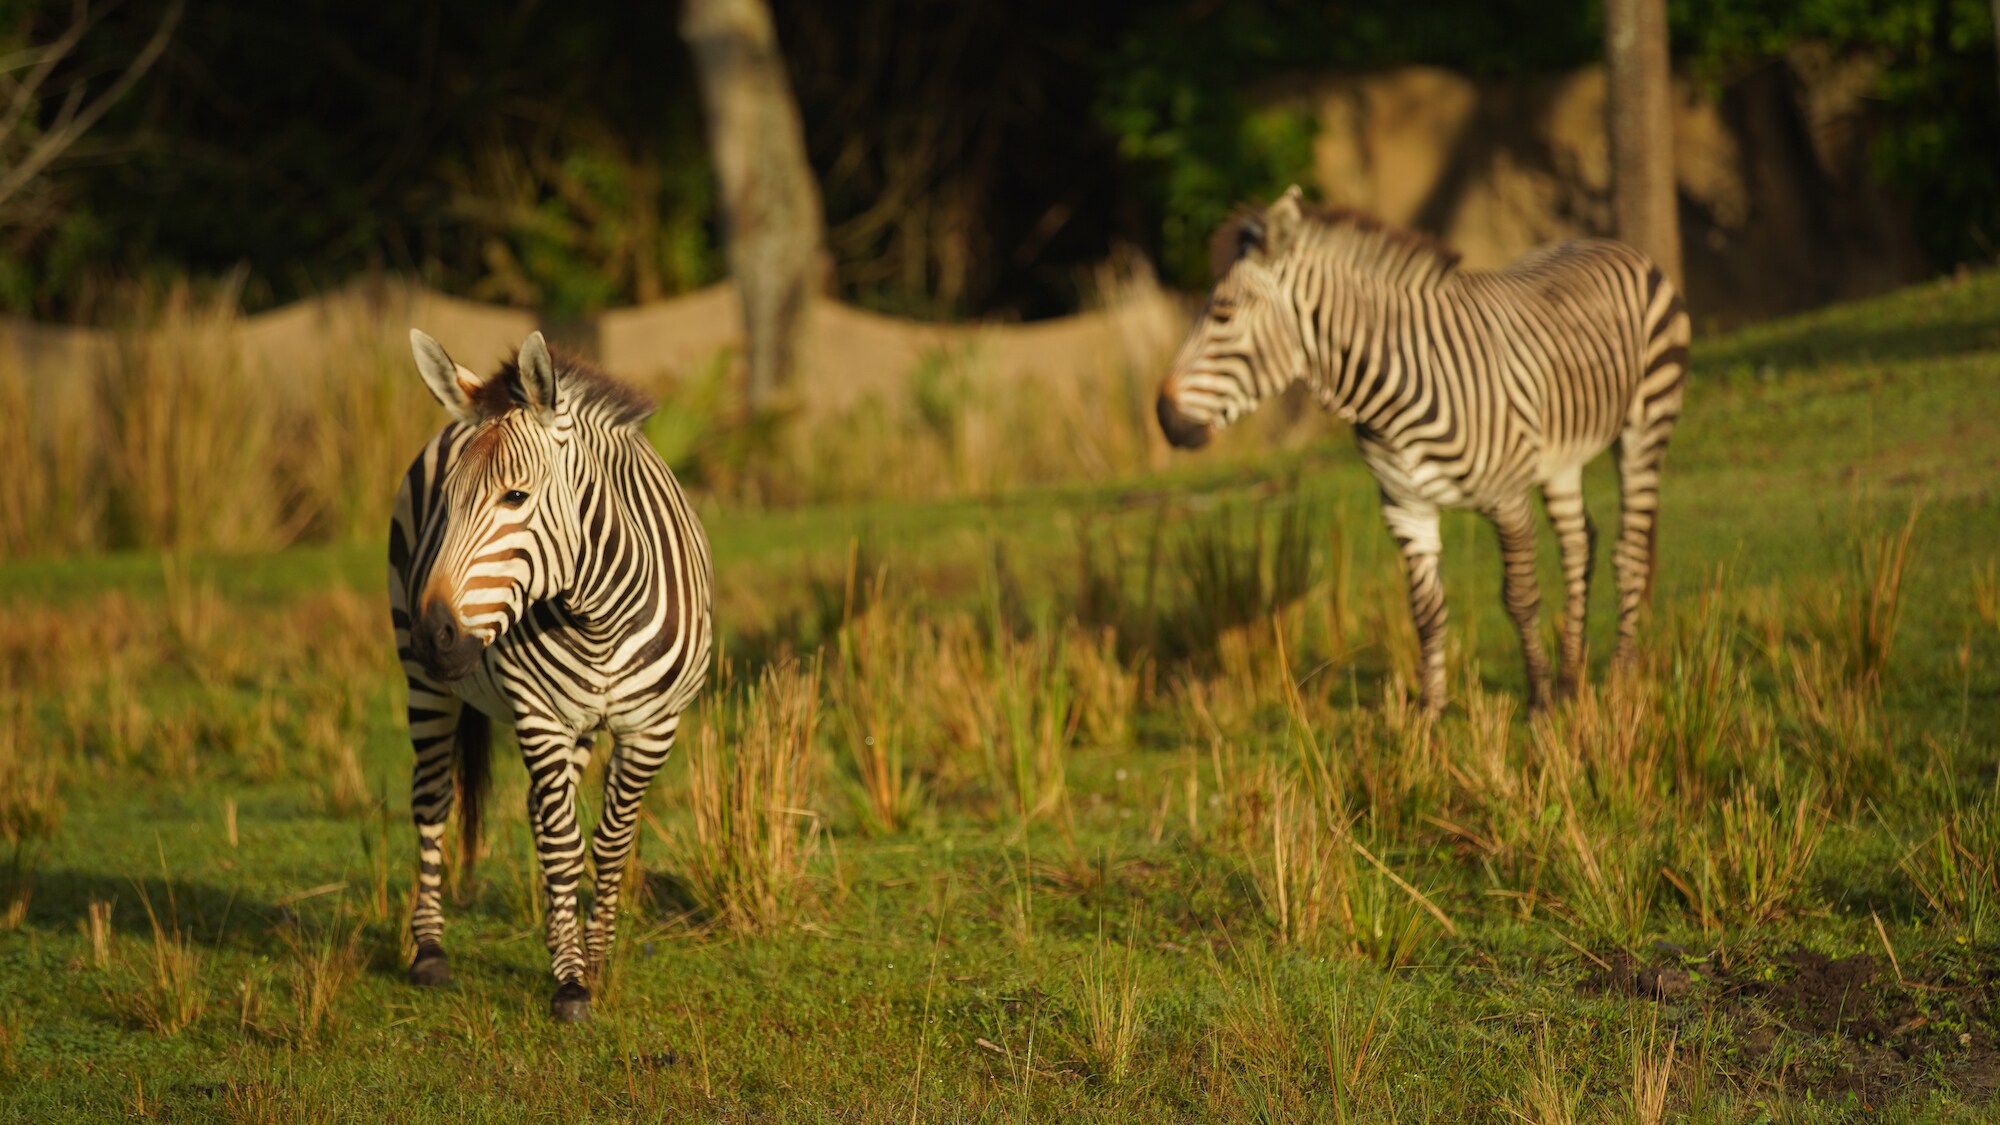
[519,723,593,1021]
[1489,499,1555,711]
[584,715,683,976]
[405,682,461,987]
[1541,473,1596,700]
[1383,500,1449,714]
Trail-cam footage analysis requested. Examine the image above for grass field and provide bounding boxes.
[3,271,1998,1121]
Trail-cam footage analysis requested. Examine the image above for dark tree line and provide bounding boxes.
[3,0,1995,324]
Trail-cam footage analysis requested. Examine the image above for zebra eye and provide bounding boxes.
[1211,301,1235,323]
[499,489,530,508]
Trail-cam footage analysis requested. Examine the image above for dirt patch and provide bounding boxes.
[1750,951,1908,1040]
[1579,946,2000,1107]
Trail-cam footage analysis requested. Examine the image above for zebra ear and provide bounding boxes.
[516,331,559,423]
[410,329,484,424]
[1263,186,1306,259]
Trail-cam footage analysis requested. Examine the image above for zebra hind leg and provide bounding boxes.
[583,716,683,977]
[519,723,592,1021]
[405,683,463,987]
[1613,413,1677,670]
[1541,471,1596,700]
[1488,499,1554,711]
[1383,499,1449,714]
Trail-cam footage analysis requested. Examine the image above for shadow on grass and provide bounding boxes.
[22,868,275,950]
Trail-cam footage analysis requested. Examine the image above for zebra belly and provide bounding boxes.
[1534,441,1608,488]
[1355,433,1477,510]
[454,626,706,738]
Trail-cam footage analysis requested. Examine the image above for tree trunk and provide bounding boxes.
[680,0,825,409]
[1603,0,1682,289]
[1992,0,2000,106]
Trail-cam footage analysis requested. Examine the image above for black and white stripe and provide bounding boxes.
[1158,187,1687,713]
[389,330,711,1020]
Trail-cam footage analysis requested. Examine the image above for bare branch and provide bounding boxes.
[0,0,98,150]
[0,0,182,214]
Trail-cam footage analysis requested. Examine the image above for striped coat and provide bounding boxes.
[1158,187,1687,712]
[390,330,711,1021]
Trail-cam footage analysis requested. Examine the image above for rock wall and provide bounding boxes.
[3,275,1188,423]
[1275,57,1929,323]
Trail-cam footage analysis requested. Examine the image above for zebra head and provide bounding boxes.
[407,329,581,682]
[1157,186,1313,449]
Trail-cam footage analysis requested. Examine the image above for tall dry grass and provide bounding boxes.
[0,258,1335,555]
[828,581,926,835]
[114,883,208,1036]
[269,909,366,1046]
[0,696,62,927]
[1841,504,1922,689]
[661,659,825,933]
[0,283,437,556]
[1900,785,2000,940]
[1667,780,1826,933]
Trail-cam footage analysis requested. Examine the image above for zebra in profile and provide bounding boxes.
[390,329,712,1021]
[1157,187,1687,713]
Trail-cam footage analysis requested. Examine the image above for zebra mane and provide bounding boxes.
[1215,202,1463,289]
[1298,205,1462,286]
[466,348,655,430]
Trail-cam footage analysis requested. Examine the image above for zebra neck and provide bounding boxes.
[550,427,669,637]
[1306,290,1425,431]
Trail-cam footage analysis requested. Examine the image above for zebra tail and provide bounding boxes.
[455,708,491,877]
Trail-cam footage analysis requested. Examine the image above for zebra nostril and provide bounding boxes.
[437,618,457,646]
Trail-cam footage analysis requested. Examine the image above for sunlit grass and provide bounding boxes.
[0,274,1996,1120]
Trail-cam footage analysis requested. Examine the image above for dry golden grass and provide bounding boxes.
[87,900,115,971]
[1625,1009,1679,1125]
[0,260,1322,555]
[1843,504,1922,689]
[1899,787,2000,940]
[116,885,208,1036]
[0,697,62,929]
[1667,780,1826,934]
[1509,1022,1586,1125]
[270,910,366,1046]
[1241,763,1353,949]
[828,591,925,835]
[661,659,825,933]
[0,282,451,555]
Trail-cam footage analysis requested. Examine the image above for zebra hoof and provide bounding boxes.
[408,943,450,987]
[550,980,592,1023]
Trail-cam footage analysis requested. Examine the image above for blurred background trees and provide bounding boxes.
[0,0,1993,324]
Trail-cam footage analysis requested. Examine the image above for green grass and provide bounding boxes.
[4,270,2000,1121]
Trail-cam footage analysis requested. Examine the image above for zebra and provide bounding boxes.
[390,329,713,1022]
[1157,186,1687,714]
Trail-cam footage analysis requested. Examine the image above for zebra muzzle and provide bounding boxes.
[1156,390,1212,449]
[413,597,484,682]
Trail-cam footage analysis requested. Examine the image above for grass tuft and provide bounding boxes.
[661,659,825,933]
[1843,504,1922,689]
[829,581,924,835]
[1069,911,1145,1086]
[270,909,365,1046]
[1899,785,2000,940]
[114,884,207,1036]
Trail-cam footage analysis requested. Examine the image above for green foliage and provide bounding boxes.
[0,0,1993,320]
[1676,0,2000,267]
